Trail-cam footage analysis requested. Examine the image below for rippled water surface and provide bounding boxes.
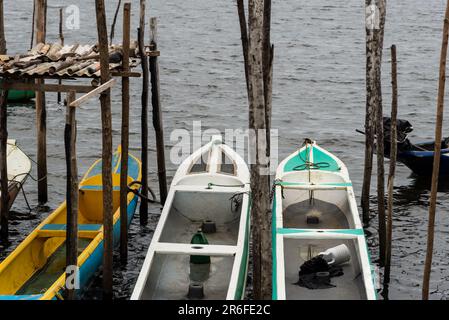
[2,0,449,300]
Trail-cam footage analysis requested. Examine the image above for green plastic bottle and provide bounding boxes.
[190,229,211,264]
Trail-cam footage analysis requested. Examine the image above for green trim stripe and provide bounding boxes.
[277,228,365,236]
[234,194,251,300]
[275,182,352,187]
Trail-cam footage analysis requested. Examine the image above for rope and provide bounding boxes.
[293,139,331,171]
[127,180,159,204]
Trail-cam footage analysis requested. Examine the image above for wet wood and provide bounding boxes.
[384,44,398,286]
[375,0,387,267]
[0,82,98,93]
[64,90,78,300]
[0,0,6,54]
[0,89,8,243]
[422,0,449,300]
[58,8,64,104]
[262,0,272,176]
[246,0,272,300]
[110,0,122,44]
[149,17,168,205]
[120,2,131,264]
[237,0,249,92]
[35,0,47,204]
[95,0,114,300]
[138,0,149,225]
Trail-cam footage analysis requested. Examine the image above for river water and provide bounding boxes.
[1,0,449,300]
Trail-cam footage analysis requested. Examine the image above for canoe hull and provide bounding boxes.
[398,149,449,176]
[272,141,376,300]
[131,135,251,300]
[0,147,141,300]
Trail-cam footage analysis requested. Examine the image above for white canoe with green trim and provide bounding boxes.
[131,135,250,300]
[272,140,376,300]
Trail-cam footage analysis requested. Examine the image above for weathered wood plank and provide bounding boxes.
[69,79,116,107]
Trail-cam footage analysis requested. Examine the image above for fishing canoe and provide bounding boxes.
[391,140,449,176]
[0,146,141,300]
[272,140,376,300]
[0,140,32,212]
[7,90,36,102]
[0,80,35,102]
[131,135,250,300]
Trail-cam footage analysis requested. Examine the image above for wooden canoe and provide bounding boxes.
[0,146,141,300]
[131,135,251,300]
[272,140,377,300]
[0,140,32,212]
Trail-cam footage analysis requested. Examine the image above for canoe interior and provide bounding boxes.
[283,238,367,300]
[281,171,355,229]
[159,190,241,245]
[140,253,235,300]
[140,190,246,300]
[16,238,92,295]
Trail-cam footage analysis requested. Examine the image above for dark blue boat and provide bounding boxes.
[382,117,449,176]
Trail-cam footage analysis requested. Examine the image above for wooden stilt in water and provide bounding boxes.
[246,0,272,300]
[110,0,122,44]
[35,0,48,204]
[375,0,387,267]
[384,44,398,287]
[0,0,6,54]
[138,0,149,225]
[0,3,6,242]
[64,90,78,300]
[237,0,249,92]
[422,0,449,300]
[0,89,8,243]
[262,0,272,180]
[120,2,131,264]
[57,8,64,104]
[95,0,114,300]
[149,17,168,205]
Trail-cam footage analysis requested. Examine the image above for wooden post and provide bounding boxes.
[262,0,272,178]
[64,90,78,300]
[0,0,6,54]
[384,44,397,286]
[149,17,168,205]
[0,89,8,243]
[138,0,149,225]
[375,0,387,267]
[95,0,114,300]
[237,0,249,92]
[110,0,122,44]
[58,8,64,104]
[422,0,449,300]
[362,0,386,224]
[120,2,131,264]
[35,0,48,204]
[247,0,272,300]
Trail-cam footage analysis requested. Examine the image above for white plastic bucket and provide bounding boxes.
[319,244,351,266]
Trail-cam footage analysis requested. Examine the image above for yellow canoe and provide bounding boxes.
[0,146,142,300]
